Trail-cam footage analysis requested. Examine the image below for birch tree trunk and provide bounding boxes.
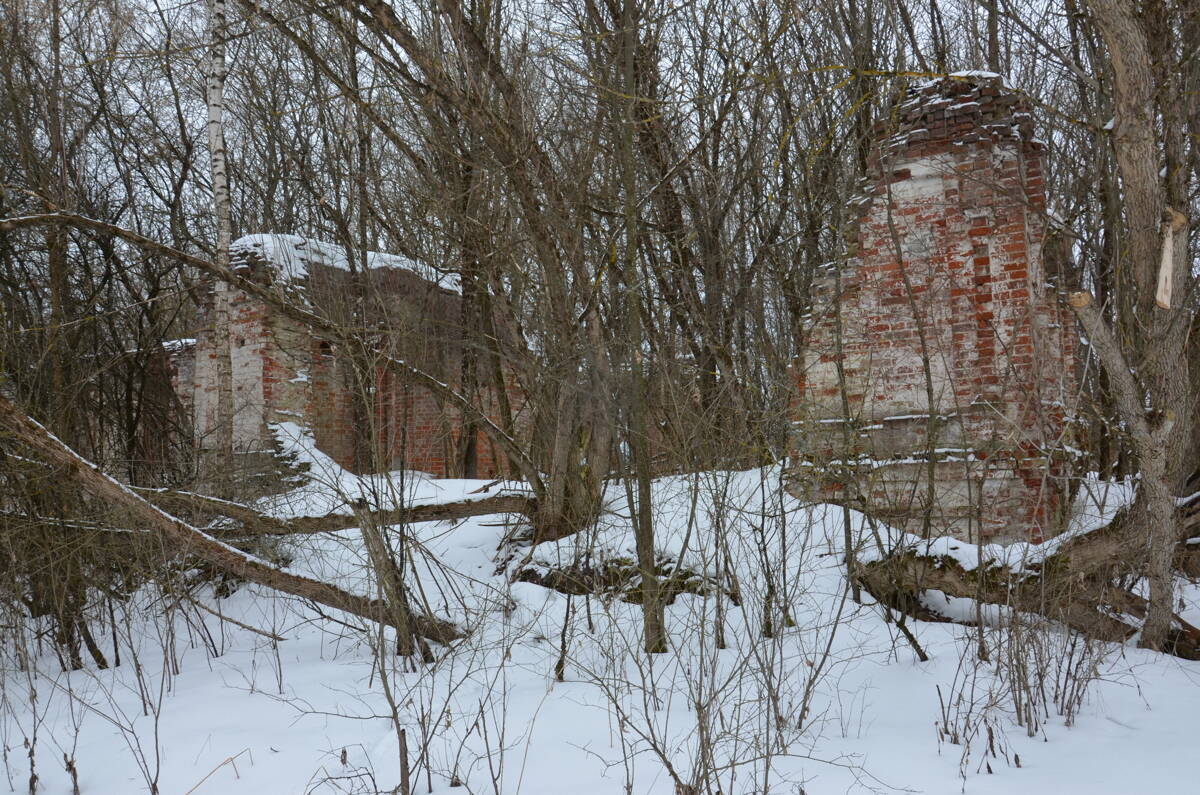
[205,0,232,268]
[205,0,235,487]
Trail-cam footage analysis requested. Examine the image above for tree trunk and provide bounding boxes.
[131,486,534,537]
[205,0,235,490]
[1080,0,1194,650]
[355,503,418,658]
[856,528,1200,660]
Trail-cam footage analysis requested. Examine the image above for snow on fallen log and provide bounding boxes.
[854,479,1200,659]
[134,485,535,538]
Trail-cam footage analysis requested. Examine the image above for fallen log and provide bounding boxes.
[0,394,459,645]
[131,486,535,537]
[512,558,733,605]
[854,532,1200,660]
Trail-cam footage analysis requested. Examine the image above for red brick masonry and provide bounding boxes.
[191,236,520,479]
[793,76,1076,543]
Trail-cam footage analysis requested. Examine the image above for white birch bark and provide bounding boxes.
[205,0,235,485]
[205,0,232,268]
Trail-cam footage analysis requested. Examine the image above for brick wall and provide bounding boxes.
[192,239,524,482]
[372,366,520,478]
[793,76,1076,543]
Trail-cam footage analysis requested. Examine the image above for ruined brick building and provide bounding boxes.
[793,75,1076,543]
[189,235,521,480]
[179,75,1075,542]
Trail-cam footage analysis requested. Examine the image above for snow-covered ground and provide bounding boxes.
[3,447,1198,794]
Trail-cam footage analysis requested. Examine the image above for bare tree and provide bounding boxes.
[1065,0,1194,651]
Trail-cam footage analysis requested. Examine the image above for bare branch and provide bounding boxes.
[1067,290,1151,442]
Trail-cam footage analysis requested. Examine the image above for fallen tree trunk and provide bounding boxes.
[854,519,1200,660]
[512,559,734,606]
[0,394,460,644]
[131,486,535,537]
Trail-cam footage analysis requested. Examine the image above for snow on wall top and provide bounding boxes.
[230,233,461,294]
[162,338,196,352]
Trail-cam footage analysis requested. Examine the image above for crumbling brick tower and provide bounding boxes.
[794,75,1076,543]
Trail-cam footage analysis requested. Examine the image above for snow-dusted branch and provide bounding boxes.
[132,485,534,537]
[0,391,460,643]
